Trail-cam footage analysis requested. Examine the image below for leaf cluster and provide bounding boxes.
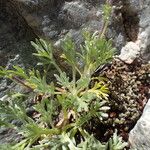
[0,3,127,150]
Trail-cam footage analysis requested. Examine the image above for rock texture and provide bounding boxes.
[0,0,37,68]
[0,0,37,98]
[129,99,150,150]
[10,0,150,62]
[119,0,150,63]
[11,0,128,50]
[118,42,140,64]
[137,0,150,61]
[1,0,150,65]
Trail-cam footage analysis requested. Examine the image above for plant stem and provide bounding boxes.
[100,20,109,38]
[78,128,87,138]
[12,76,34,92]
[52,62,62,74]
[75,66,82,76]
[72,66,76,90]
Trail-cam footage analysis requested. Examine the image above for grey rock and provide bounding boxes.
[0,0,37,100]
[11,0,127,51]
[58,1,89,28]
[0,128,23,144]
[0,0,37,68]
[118,0,150,63]
[129,0,150,57]
[7,0,150,63]
[129,99,150,150]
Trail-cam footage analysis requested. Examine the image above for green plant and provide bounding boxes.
[107,130,128,150]
[0,2,127,150]
[0,32,126,149]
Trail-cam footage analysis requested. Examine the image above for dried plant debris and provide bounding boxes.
[95,58,150,141]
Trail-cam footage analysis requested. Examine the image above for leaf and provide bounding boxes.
[20,122,60,147]
[27,70,54,94]
[87,81,109,99]
[79,30,115,77]
[0,66,28,79]
[61,37,76,66]
[54,72,71,89]
[77,99,89,112]
[31,39,53,65]
[78,134,106,150]
[0,66,9,77]
[34,98,55,127]
[76,77,90,92]
[108,130,128,150]
[12,66,28,79]
[102,3,112,21]
[57,94,74,111]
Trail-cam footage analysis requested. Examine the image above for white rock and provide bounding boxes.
[129,99,150,150]
[118,42,140,64]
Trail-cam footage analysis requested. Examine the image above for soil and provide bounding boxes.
[92,58,150,143]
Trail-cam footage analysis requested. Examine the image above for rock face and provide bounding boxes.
[1,0,150,66]
[0,0,37,98]
[0,0,37,68]
[10,0,150,62]
[119,0,150,63]
[129,99,150,150]
[137,0,150,61]
[11,0,128,50]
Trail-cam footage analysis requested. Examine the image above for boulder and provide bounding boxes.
[0,0,37,68]
[119,0,150,63]
[11,0,150,62]
[2,0,150,65]
[119,41,140,64]
[129,99,150,150]
[10,0,127,50]
[0,0,37,98]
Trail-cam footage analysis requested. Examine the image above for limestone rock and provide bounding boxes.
[129,99,150,150]
[118,42,140,64]
[118,0,150,63]
[0,0,37,68]
[11,0,126,50]
[0,0,37,98]
[2,0,150,61]
[130,0,150,60]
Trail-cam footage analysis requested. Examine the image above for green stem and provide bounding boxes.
[78,128,88,138]
[63,109,68,121]
[62,123,75,133]
[100,20,109,38]
[49,100,54,128]
[41,127,61,136]
[12,76,34,92]
[75,65,82,76]
[72,66,76,90]
[52,62,62,74]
